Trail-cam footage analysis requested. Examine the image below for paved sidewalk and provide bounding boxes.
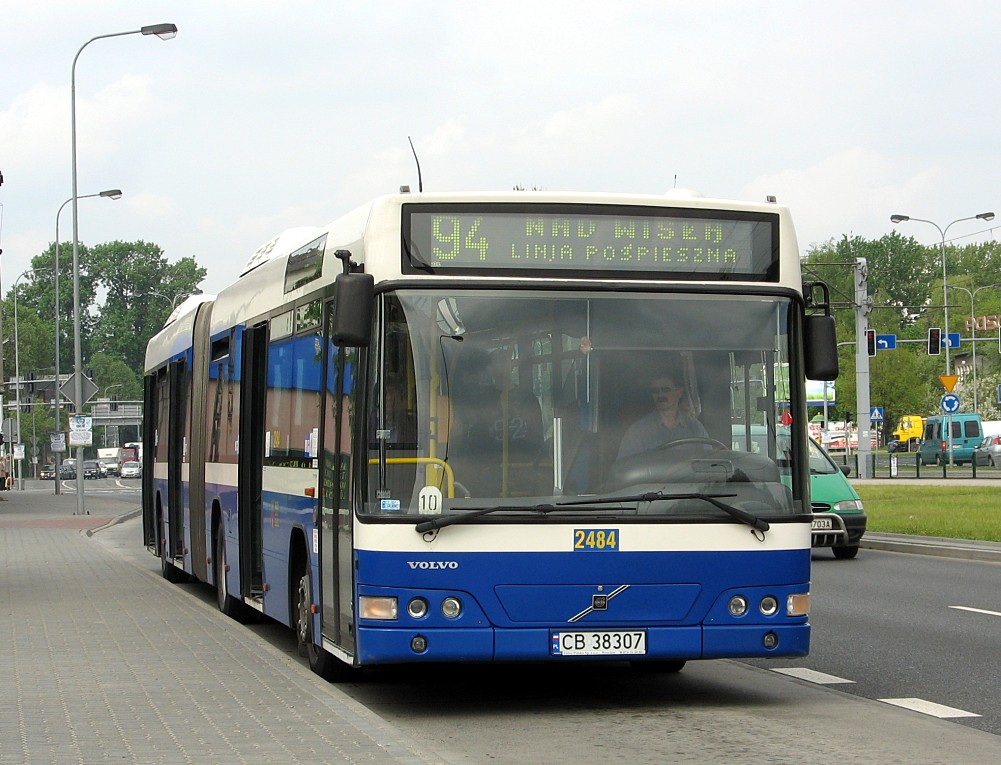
[0,489,444,765]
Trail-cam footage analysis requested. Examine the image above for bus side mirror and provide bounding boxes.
[804,313,839,381]
[331,272,374,346]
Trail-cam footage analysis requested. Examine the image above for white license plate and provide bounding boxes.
[812,516,833,531]
[552,630,646,656]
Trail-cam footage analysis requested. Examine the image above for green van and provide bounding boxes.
[731,425,866,559]
[807,438,866,559]
[917,413,983,466]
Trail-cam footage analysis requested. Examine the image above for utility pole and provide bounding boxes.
[854,257,872,479]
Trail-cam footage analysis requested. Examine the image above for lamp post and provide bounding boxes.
[890,211,996,464]
[945,283,1001,413]
[70,23,177,515]
[11,268,52,489]
[54,190,121,494]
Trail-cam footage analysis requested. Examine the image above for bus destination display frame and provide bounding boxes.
[402,203,780,281]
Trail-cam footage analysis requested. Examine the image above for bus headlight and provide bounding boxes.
[360,595,398,620]
[441,596,463,619]
[759,596,780,616]
[727,595,748,617]
[407,598,429,619]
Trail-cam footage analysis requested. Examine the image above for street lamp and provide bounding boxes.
[54,190,121,495]
[150,289,203,311]
[70,23,177,515]
[945,283,1001,413]
[11,268,55,489]
[890,211,996,464]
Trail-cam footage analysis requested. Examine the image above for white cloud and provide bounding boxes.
[743,149,943,249]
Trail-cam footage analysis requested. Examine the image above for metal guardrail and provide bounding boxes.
[830,450,1001,479]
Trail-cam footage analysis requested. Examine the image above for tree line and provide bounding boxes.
[1,240,206,456]
[803,232,1001,433]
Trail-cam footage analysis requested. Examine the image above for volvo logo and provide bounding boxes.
[407,561,459,570]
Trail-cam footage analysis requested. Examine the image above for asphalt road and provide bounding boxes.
[744,546,1001,735]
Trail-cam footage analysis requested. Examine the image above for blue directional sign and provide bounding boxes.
[875,334,896,350]
[869,407,884,422]
[941,393,961,414]
[944,332,961,349]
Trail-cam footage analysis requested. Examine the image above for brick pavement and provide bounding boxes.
[0,488,444,765]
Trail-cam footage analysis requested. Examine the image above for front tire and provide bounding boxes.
[294,565,355,681]
[833,544,860,560]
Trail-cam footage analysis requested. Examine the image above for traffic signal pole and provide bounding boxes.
[854,258,872,479]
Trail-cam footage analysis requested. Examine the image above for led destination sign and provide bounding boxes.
[404,205,778,279]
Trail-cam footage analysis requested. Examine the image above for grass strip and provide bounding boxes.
[855,485,1001,542]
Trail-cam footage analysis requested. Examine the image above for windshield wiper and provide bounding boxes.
[555,491,770,532]
[415,504,556,533]
[415,491,769,534]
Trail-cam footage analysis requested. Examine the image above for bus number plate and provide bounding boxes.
[552,630,646,656]
[812,516,833,531]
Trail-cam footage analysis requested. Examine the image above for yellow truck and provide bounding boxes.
[890,415,925,452]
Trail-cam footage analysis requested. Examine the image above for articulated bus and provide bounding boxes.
[143,190,838,679]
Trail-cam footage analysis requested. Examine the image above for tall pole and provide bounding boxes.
[54,191,120,495]
[70,24,176,514]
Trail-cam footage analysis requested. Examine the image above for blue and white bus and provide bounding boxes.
[143,190,838,679]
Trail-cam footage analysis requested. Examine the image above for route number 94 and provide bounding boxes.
[574,528,619,551]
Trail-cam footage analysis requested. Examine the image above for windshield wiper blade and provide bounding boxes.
[415,504,555,533]
[556,491,770,532]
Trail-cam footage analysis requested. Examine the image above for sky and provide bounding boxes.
[2,0,1001,297]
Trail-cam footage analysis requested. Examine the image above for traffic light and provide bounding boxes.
[865,329,876,357]
[928,327,942,355]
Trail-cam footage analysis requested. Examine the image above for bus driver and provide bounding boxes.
[617,366,708,460]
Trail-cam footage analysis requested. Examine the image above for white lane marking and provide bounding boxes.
[949,605,1001,618]
[770,667,854,684]
[879,698,980,719]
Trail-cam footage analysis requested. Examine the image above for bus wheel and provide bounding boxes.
[159,513,187,583]
[294,567,353,682]
[215,532,251,621]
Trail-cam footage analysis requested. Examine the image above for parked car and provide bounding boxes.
[39,464,56,480]
[973,435,1001,467]
[60,463,76,479]
[120,461,142,479]
[82,460,103,480]
[808,438,867,559]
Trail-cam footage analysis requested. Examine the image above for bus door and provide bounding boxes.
[142,372,158,548]
[318,302,356,654]
[238,322,267,597]
[187,304,213,581]
[165,359,187,561]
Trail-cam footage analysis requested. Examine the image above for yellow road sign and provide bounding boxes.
[940,375,959,393]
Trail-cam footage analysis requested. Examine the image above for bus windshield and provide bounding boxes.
[363,289,802,522]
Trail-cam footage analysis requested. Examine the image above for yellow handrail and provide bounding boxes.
[367,456,456,498]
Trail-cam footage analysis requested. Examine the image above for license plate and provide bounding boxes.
[552,630,646,656]
[812,516,833,531]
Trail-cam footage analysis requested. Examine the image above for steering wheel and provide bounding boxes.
[656,436,728,451]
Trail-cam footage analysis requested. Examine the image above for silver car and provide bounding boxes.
[120,461,142,479]
[973,435,1001,467]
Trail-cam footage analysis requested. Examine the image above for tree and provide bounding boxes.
[89,241,206,371]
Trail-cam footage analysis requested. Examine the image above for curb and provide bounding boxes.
[862,532,1001,563]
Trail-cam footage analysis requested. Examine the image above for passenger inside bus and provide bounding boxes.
[447,346,544,497]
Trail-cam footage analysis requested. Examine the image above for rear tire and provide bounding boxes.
[159,511,188,583]
[215,531,252,621]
